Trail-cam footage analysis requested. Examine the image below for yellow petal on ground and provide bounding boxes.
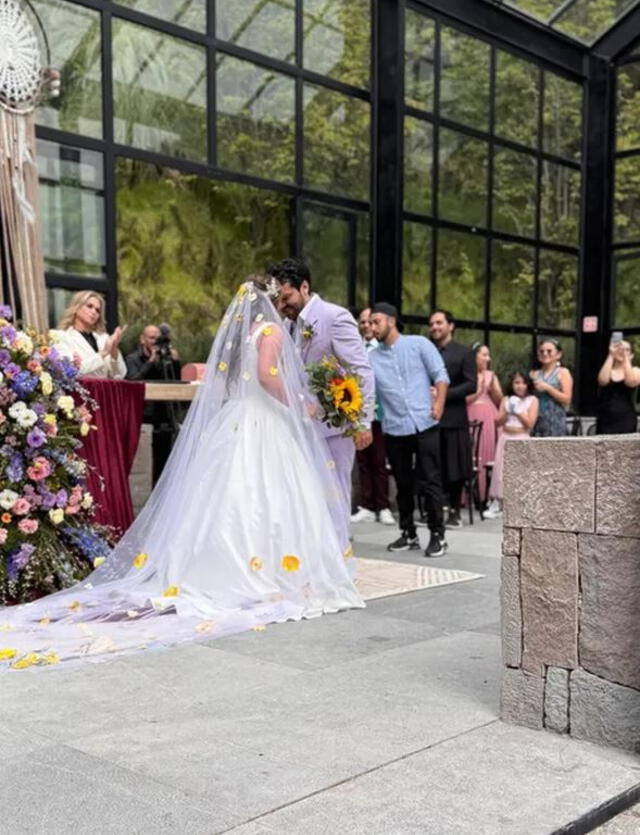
[162,585,179,597]
[249,557,263,572]
[252,625,266,632]
[11,652,40,670]
[93,556,106,568]
[281,555,300,572]
[269,366,278,376]
[133,552,148,569]
[344,544,354,559]
[39,616,50,627]
[44,652,60,665]
[0,648,17,661]
[196,619,215,633]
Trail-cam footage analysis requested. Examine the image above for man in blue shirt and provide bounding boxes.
[369,303,450,557]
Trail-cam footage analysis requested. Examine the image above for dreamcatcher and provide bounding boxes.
[0,0,58,330]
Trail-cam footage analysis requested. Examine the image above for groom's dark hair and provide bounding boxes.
[267,257,312,290]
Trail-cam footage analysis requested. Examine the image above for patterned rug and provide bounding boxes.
[355,557,483,601]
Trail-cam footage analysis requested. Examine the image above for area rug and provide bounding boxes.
[354,557,483,601]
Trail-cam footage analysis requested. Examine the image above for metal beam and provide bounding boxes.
[590,2,640,61]
[412,0,587,78]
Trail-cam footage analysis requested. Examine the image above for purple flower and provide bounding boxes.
[26,428,46,449]
[10,371,38,399]
[32,402,45,416]
[0,349,10,366]
[38,487,56,510]
[1,325,16,344]
[6,453,23,481]
[3,362,19,378]
[0,305,13,321]
[55,488,68,508]
[7,544,35,581]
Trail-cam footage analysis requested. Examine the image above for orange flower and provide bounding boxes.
[281,555,300,572]
[1,513,11,525]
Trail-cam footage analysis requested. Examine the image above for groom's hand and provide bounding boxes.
[353,429,373,451]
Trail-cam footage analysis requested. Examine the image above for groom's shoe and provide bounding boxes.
[387,532,420,552]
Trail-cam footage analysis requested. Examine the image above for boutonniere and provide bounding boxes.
[301,323,315,341]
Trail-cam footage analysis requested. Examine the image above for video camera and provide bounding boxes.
[155,322,172,361]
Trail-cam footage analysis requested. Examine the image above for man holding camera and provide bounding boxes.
[126,324,181,484]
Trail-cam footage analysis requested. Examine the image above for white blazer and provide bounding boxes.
[53,328,127,380]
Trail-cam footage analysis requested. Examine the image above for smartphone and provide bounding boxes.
[611,331,624,343]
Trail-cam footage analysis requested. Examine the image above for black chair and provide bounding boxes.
[464,420,484,525]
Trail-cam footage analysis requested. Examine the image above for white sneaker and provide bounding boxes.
[484,500,502,520]
[351,506,376,523]
[378,508,395,525]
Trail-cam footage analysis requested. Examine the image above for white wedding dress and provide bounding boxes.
[0,283,363,670]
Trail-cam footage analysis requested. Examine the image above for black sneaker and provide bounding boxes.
[425,533,448,558]
[387,533,420,552]
[415,513,429,527]
[446,510,463,529]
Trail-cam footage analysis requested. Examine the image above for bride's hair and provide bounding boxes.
[245,274,280,299]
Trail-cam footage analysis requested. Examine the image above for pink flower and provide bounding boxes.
[18,518,38,535]
[27,360,41,374]
[64,504,80,515]
[26,456,51,481]
[11,498,30,516]
[0,528,7,544]
[0,412,5,426]
[44,422,58,438]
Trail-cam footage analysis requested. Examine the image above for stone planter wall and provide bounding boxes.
[500,435,640,752]
[128,423,153,516]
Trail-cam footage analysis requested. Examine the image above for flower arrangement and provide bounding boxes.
[0,306,113,605]
[305,355,365,436]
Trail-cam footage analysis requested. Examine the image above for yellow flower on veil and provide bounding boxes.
[281,555,300,572]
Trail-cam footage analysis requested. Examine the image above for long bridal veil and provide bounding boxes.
[0,279,362,670]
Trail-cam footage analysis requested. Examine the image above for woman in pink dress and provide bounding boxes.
[486,371,539,518]
[466,344,502,504]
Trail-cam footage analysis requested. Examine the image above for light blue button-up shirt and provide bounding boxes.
[369,335,449,436]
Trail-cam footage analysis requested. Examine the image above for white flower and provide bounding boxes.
[48,330,59,343]
[0,490,19,510]
[40,372,53,396]
[57,395,74,417]
[14,332,33,355]
[8,401,27,419]
[16,410,38,429]
[81,493,93,510]
[49,508,64,525]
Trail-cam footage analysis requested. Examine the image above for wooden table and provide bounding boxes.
[143,382,200,402]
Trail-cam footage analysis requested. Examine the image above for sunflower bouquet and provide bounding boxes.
[305,355,365,436]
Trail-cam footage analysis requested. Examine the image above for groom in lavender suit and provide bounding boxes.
[269,257,375,531]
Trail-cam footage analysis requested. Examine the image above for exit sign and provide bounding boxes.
[582,316,598,333]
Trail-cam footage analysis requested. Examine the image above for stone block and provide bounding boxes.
[501,554,522,668]
[130,424,152,475]
[596,438,640,537]
[579,534,640,690]
[501,668,544,729]
[521,530,578,675]
[544,667,569,733]
[502,527,521,556]
[503,439,595,533]
[570,669,640,752]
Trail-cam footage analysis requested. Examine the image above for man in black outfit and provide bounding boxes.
[126,324,181,485]
[428,309,476,528]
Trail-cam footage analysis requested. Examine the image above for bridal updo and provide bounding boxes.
[245,274,281,300]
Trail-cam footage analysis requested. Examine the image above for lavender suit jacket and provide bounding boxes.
[295,294,375,438]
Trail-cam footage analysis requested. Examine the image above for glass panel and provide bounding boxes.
[217,0,295,63]
[300,203,361,307]
[554,0,638,45]
[614,154,640,242]
[355,213,370,310]
[31,0,102,138]
[613,250,640,328]
[48,287,77,329]
[492,149,537,238]
[617,63,640,152]
[489,331,533,383]
[112,20,207,161]
[438,129,488,228]
[405,9,435,112]
[538,250,578,330]
[440,26,490,130]
[37,139,105,278]
[455,327,485,348]
[543,72,583,161]
[116,0,205,31]
[494,50,539,148]
[402,221,431,316]
[404,117,432,215]
[436,229,485,320]
[303,84,370,201]
[217,56,295,182]
[540,162,581,246]
[490,242,535,326]
[116,159,290,362]
[303,0,370,90]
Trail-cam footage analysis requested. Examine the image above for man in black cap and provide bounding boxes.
[428,309,477,528]
[369,303,450,557]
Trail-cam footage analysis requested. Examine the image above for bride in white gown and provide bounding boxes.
[0,277,364,670]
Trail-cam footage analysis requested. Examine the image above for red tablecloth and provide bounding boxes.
[78,378,145,535]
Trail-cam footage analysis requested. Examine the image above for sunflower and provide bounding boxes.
[332,377,362,417]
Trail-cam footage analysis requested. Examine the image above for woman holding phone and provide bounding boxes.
[595,333,640,434]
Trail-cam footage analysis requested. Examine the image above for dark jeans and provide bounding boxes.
[384,426,444,537]
[355,420,389,512]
